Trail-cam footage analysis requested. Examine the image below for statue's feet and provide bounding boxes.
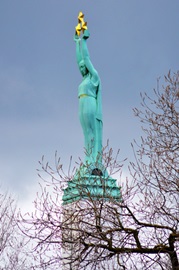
[91,168,103,176]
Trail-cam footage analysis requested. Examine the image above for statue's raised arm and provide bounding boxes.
[74,13,99,87]
[74,12,103,173]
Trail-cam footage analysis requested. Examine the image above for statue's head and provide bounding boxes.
[79,60,88,76]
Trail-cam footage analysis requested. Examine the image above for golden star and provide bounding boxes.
[78,11,84,23]
[81,21,88,32]
[75,23,81,36]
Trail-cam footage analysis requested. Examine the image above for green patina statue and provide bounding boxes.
[62,13,121,203]
[74,12,103,169]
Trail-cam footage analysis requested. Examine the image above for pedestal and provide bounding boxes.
[62,175,121,205]
[61,173,121,269]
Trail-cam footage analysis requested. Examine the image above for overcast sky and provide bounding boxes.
[0,0,178,209]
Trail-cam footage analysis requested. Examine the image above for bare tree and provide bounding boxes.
[0,191,33,270]
[129,70,179,269]
[21,71,179,269]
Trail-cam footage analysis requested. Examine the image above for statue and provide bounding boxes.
[62,12,121,204]
[74,12,103,171]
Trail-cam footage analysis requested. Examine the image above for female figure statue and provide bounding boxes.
[74,27,103,168]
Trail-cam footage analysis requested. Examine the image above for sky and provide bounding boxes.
[0,0,179,210]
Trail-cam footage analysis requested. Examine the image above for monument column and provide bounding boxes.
[61,12,121,270]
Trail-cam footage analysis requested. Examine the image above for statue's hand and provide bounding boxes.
[74,34,81,42]
[82,30,90,40]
